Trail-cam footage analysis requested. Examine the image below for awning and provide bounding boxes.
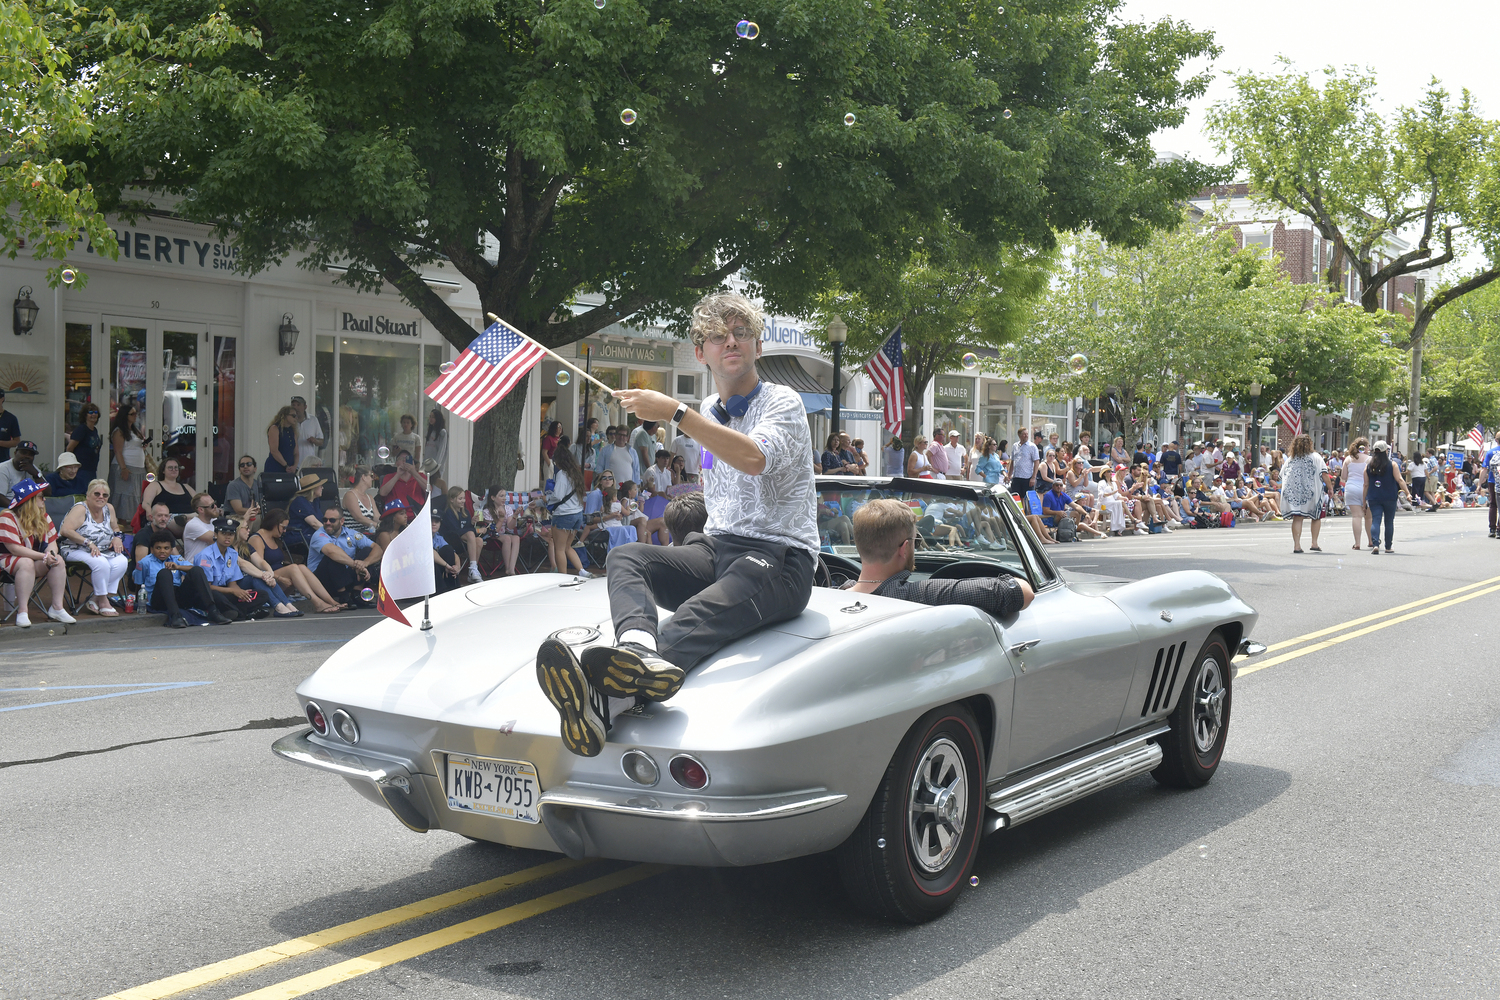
[757,355,832,412]
[811,408,883,422]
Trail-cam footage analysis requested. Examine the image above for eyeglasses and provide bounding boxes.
[90,490,109,498]
[239,461,256,468]
[703,324,753,346]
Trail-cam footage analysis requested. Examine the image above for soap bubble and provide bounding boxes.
[594,0,605,7]
[1067,353,1088,375]
[961,352,978,371]
[291,372,305,386]
[916,236,924,244]
[969,875,980,887]
[377,445,391,460]
[876,838,886,848]
[620,108,637,125]
[144,473,156,484]
[756,219,769,231]
[997,5,1005,12]
[1076,97,1092,114]
[359,587,375,603]
[61,268,77,285]
[1002,108,1012,120]
[776,161,783,169]
[735,20,759,39]
[843,112,856,126]
[439,361,456,375]
[555,369,571,386]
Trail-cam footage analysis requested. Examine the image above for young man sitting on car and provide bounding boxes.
[846,499,1034,614]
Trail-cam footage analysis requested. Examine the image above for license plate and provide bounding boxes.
[445,754,541,824]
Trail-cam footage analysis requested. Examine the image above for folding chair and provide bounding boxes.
[0,567,48,624]
[1025,491,1044,517]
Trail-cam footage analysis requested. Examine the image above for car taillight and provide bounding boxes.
[621,750,659,786]
[669,754,709,790]
[306,702,328,735]
[331,708,359,744]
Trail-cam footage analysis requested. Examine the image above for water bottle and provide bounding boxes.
[136,585,148,614]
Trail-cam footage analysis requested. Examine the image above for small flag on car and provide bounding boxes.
[376,494,437,628]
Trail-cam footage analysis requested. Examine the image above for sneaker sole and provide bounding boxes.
[581,645,686,702]
[535,639,605,757]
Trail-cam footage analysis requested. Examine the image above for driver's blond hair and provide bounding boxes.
[689,291,764,348]
[853,499,917,564]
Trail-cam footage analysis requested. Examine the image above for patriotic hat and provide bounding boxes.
[7,477,48,505]
[383,499,412,515]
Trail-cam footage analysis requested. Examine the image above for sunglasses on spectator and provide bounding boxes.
[90,489,109,498]
[239,461,256,468]
[198,502,219,510]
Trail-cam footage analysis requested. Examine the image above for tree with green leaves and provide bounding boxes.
[1204,63,1500,443]
[812,223,1050,454]
[1006,219,1276,437]
[73,0,1221,486]
[1415,280,1500,444]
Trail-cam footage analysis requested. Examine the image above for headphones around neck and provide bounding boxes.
[711,380,763,424]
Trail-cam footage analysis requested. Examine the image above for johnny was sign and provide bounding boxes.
[342,313,421,337]
[86,227,241,270]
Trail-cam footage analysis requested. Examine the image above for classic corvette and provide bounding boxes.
[274,475,1264,922]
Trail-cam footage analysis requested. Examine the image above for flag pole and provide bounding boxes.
[486,313,616,398]
[420,594,432,632]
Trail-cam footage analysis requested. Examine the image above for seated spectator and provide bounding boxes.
[847,499,1034,612]
[135,504,179,561]
[617,481,655,544]
[224,455,264,522]
[285,474,327,551]
[308,506,382,607]
[183,492,220,560]
[195,517,273,620]
[230,519,301,616]
[644,450,675,493]
[45,452,90,501]
[439,486,484,584]
[379,451,428,511]
[374,500,410,552]
[59,479,129,615]
[247,509,345,613]
[1041,479,1106,538]
[818,498,854,546]
[663,491,708,545]
[430,505,463,592]
[0,479,75,627]
[342,466,380,536]
[138,529,230,628]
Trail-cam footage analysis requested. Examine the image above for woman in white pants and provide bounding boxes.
[60,479,129,616]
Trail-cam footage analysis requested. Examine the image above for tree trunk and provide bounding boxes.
[1350,403,1373,443]
[469,385,531,494]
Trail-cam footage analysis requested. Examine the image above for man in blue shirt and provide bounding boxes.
[0,389,20,462]
[140,529,230,627]
[196,517,271,620]
[1009,428,1040,492]
[309,505,382,606]
[1483,440,1500,537]
[1159,440,1183,478]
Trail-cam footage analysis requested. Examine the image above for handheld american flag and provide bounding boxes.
[864,324,905,437]
[425,318,548,421]
[1273,386,1303,438]
[1469,424,1485,449]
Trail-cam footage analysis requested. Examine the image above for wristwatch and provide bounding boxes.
[670,402,689,427]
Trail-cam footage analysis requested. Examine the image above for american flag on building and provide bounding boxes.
[864,324,905,437]
[1274,385,1302,438]
[425,318,548,421]
[1469,424,1485,448]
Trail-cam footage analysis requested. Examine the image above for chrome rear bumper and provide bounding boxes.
[272,729,434,833]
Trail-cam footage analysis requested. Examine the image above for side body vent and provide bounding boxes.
[1141,641,1188,716]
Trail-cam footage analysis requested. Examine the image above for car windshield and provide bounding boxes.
[816,485,1032,582]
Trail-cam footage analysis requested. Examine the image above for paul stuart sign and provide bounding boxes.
[342,313,421,337]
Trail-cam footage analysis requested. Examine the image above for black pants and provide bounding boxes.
[1490,482,1497,531]
[147,566,214,616]
[606,533,816,671]
[315,558,375,603]
[1410,477,1425,506]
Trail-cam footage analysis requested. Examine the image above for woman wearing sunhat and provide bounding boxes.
[284,472,327,552]
[0,479,76,627]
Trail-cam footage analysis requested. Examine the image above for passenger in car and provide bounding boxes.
[846,500,1034,614]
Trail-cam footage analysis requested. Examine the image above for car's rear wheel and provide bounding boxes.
[836,703,985,923]
[1151,632,1232,789]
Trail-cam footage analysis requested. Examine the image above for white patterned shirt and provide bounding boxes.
[700,382,819,553]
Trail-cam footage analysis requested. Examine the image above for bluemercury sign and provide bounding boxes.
[577,338,674,366]
[85,226,241,270]
[342,313,420,337]
[762,317,816,350]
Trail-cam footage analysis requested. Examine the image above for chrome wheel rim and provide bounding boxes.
[1193,657,1226,753]
[907,737,968,874]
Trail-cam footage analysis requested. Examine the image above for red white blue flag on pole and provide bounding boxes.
[1469,424,1485,448]
[425,318,547,421]
[1273,385,1302,438]
[864,324,905,437]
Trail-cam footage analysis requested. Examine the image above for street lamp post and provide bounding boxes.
[1248,381,1261,457]
[827,315,848,438]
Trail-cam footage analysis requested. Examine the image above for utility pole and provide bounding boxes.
[1407,276,1426,456]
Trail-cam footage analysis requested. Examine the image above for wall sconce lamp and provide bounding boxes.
[277,313,300,356]
[13,286,39,336]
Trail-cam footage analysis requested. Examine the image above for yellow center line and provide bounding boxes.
[225,864,669,1000]
[97,858,589,1000]
[1261,574,1500,653]
[1239,583,1500,677]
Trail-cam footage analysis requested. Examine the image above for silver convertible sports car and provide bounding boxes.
[274,476,1264,922]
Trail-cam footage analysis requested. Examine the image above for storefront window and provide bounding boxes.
[63,323,93,452]
[161,330,199,485]
[211,336,237,486]
[337,338,421,468]
[1028,397,1070,446]
[316,335,337,470]
[980,381,1014,450]
[110,325,147,421]
[627,368,670,394]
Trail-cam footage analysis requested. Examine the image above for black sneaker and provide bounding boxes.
[207,608,235,625]
[581,642,686,702]
[165,614,189,629]
[536,638,606,757]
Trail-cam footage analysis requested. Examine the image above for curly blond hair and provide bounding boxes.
[689,292,764,348]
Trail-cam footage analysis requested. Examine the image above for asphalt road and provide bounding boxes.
[3,507,1498,1000]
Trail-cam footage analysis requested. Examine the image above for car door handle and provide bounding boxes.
[1009,640,1040,654]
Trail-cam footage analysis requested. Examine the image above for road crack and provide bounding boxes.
[0,716,304,770]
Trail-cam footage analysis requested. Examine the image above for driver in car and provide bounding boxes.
[535,292,819,757]
[846,499,1034,614]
